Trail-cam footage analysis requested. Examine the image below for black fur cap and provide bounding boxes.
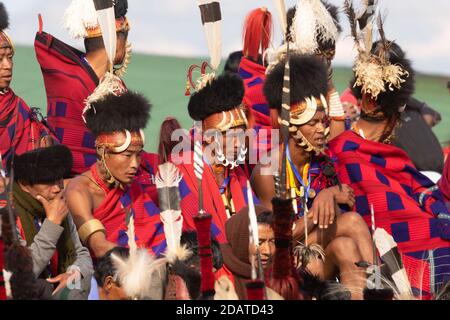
[11,145,73,185]
[187,72,245,121]
[85,91,151,136]
[0,2,9,31]
[264,54,329,110]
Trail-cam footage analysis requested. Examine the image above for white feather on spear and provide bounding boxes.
[373,228,414,299]
[272,0,287,37]
[155,162,190,263]
[197,0,222,71]
[92,0,116,71]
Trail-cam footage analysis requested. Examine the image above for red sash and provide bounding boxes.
[0,89,54,167]
[176,152,251,244]
[91,165,166,256]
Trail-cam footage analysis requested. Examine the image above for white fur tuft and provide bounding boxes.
[63,0,99,39]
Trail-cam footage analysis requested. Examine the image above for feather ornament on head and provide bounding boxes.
[344,0,409,100]
[82,72,127,123]
[110,214,168,300]
[291,0,339,55]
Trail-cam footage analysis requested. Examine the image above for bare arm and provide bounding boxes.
[66,180,115,258]
[250,164,276,211]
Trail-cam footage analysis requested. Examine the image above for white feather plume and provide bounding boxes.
[197,0,222,70]
[292,0,338,54]
[110,214,168,300]
[63,0,99,39]
[111,249,167,300]
[272,0,288,36]
[373,228,413,298]
[156,162,186,262]
[156,162,183,189]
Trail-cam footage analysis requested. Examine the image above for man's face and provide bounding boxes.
[219,125,246,162]
[0,46,13,90]
[21,179,64,202]
[114,31,128,65]
[298,110,326,149]
[104,144,143,185]
[249,223,275,270]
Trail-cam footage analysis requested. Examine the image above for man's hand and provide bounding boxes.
[47,269,81,295]
[36,192,69,225]
[330,184,356,208]
[309,189,336,229]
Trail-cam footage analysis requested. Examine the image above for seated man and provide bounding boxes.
[0,3,55,168]
[66,91,165,259]
[252,54,373,299]
[1,145,93,299]
[329,38,450,298]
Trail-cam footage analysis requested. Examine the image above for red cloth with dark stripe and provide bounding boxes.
[329,131,450,298]
[90,160,166,257]
[34,31,99,175]
[0,89,55,168]
[238,57,273,159]
[175,152,254,244]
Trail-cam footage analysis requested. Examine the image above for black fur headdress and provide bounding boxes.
[187,73,244,121]
[0,2,9,32]
[114,0,128,19]
[11,145,72,185]
[350,41,416,119]
[84,91,151,137]
[264,54,329,111]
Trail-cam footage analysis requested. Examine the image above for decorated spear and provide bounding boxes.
[267,0,301,300]
[190,0,223,300]
[245,181,267,300]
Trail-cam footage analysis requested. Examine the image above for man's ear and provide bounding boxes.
[103,276,114,292]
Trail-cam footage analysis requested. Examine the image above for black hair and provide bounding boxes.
[264,54,329,110]
[84,30,128,53]
[350,41,415,120]
[257,210,273,225]
[180,231,223,270]
[114,0,128,18]
[187,72,244,121]
[11,145,73,185]
[223,51,243,74]
[85,91,151,136]
[0,2,9,31]
[94,246,130,287]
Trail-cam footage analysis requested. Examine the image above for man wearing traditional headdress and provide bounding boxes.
[35,0,131,175]
[329,4,450,298]
[175,71,258,245]
[252,53,372,299]
[66,91,166,259]
[0,2,55,168]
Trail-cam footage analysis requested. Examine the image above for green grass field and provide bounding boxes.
[10,45,450,152]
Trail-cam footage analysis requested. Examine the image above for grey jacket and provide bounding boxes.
[17,214,94,300]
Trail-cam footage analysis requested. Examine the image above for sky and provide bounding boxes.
[4,0,450,76]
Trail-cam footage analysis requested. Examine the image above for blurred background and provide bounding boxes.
[4,0,450,151]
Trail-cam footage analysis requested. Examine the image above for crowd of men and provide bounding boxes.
[0,0,449,301]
